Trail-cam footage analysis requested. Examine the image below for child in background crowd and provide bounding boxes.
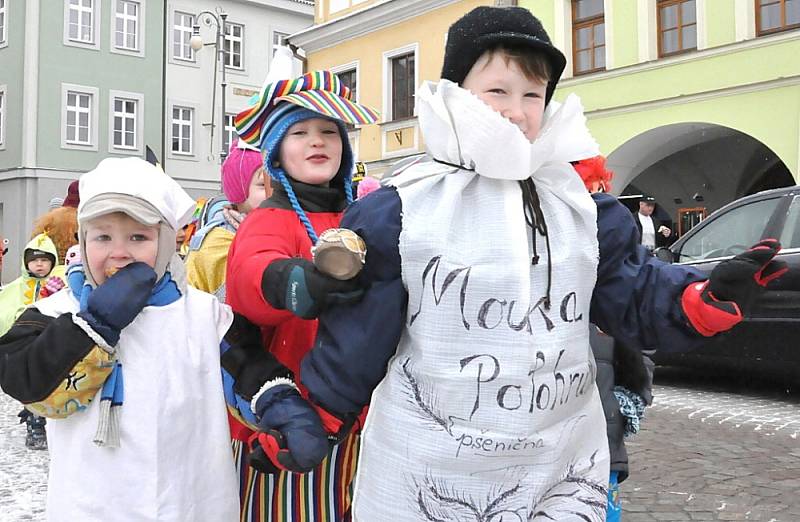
[185,138,270,300]
[0,233,64,449]
[0,157,240,521]
[0,233,62,336]
[30,206,79,267]
[574,154,654,521]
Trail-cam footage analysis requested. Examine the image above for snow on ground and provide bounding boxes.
[0,392,48,521]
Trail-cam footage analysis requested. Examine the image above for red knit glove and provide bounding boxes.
[39,276,66,298]
[682,239,788,336]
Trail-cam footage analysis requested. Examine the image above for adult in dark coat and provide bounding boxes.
[634,196,673,250]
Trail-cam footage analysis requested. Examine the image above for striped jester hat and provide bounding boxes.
[234,48,380,148]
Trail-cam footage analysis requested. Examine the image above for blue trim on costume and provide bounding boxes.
[67,263,181,413]
[219,338,259,426]
[276,169,321,244]
[147,274,181,307]
[100,362,123,403]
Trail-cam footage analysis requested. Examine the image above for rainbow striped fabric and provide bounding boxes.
[232,433,360,522]
[235,70,380,148]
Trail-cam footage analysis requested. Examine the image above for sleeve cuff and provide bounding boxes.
[250,377,299,416]
[71,313,115,354]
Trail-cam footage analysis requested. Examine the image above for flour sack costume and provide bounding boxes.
[362,80,610,520]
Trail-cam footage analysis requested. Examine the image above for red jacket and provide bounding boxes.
[226,202,343,439]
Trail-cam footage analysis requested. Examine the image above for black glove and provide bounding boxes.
[708,238,788,312]
[249,383,329,474]
[262,258,364,319]
[221,314,293,401]
[77,262,157,346]
[682,239,788,336]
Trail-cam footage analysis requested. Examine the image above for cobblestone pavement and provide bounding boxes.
[0,392,48,521]
[622,372,800,521]
[1,371,798,521]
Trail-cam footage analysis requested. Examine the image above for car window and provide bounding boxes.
[677,197,780,262]
[779,196,800,249]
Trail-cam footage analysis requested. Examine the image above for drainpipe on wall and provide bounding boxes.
[161,0,168,169]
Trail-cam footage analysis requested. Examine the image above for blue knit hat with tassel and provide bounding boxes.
[260,103,355,244]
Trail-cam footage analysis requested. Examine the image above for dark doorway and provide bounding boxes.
[609,123,796,239]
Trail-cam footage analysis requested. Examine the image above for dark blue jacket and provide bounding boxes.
[301,188,706,416]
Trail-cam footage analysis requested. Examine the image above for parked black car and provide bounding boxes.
[653,185,800,380]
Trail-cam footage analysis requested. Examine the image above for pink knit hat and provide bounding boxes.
[357,176,381,199]
[221,138,263,204]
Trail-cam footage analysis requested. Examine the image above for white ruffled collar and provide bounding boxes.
[416,79,599,181]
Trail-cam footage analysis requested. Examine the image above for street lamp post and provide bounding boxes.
[190,9,229,165]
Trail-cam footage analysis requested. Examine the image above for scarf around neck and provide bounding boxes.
[67,263,182,312]
[66,262,181,448]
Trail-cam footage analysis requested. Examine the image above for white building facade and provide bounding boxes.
[165,0,312,198]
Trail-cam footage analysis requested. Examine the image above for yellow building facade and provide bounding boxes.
[291,0,492,176]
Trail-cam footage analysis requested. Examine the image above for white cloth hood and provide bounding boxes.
[416,79,600,181]
[79,157,195,230]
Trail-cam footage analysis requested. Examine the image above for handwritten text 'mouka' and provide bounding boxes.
[409,255,584,333]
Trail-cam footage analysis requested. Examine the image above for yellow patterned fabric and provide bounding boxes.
[25,345,114,419]
[185,226,235,297]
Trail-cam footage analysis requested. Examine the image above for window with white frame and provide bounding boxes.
[114,0,139,51]
[67,0,95,44]
[171,106,193,154]
[112,97,137,149]
[272,31,288,57]
[223,113,236,153]
[390,52,415,120]
[0,0,7,46]
[65,91,93,145]
[173,11,194,61]
[224,22,244,69]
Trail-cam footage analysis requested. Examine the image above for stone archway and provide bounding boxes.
[606,122,795,231]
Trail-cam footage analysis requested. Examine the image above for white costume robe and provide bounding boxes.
[34,287,240,522]
[353,80,610,521]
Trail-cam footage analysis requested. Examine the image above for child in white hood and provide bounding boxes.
[0,157,240,521]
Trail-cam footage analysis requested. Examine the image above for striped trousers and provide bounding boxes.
[233,433,360,522]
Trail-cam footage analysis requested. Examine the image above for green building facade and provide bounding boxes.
[0,0,164,282]
[525,0,799,230]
